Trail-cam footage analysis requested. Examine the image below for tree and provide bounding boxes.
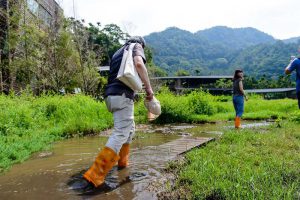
[276,75,294,88]
[143,47,167,77]
[1,0,22,93]
[175,69,190,76]
[70,19,101,95]
[215,78,232,89]
[44,20,80,93]
[94,23,129,65]
[0,2,143,96]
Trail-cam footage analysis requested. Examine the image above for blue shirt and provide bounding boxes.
[288,58,300,92]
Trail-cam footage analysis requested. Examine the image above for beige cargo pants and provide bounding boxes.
[104,93,135,154]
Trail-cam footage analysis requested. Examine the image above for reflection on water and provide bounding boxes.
[0,122,268,200]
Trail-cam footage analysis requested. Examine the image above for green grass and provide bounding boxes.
[0,94,113,172]
[153,89,298,123]
[169,121,300,199]
[1,90,299,175]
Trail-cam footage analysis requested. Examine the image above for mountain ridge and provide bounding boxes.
[144,26,300,77]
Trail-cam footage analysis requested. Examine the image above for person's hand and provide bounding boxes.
[245,95,249,101]
[290,55,296,62]
[145,87,154,101]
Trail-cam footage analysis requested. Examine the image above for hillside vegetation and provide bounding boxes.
[145,26,300,77]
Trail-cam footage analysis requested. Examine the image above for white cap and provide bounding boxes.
[144,96,161,116]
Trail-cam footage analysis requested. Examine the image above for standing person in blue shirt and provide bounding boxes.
[285,47,300,109]
[233,69,248,128]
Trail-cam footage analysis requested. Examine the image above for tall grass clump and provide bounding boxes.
[0,94,113,172]
[244,98,296,120]
[188,91,217,115]
[290,110,300,123]
[151,88,298,123]
[173,122,300,199]
[153,88,231,123]
[154,88,193,123]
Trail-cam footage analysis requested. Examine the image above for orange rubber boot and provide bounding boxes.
[118,143,130,169]
[83,146,119,187]
[235,117,241,128]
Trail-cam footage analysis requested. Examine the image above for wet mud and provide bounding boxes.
[0,122,269,199]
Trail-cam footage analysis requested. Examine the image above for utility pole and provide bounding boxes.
[72,0,76,19]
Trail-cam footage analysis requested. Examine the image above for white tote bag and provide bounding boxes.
[117,43,143,92]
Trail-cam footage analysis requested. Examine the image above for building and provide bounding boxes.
[0,0,62,53]
[151,75,233,94]
[0,0,63,93]
[245,88,296,99]
[26,0,62,27]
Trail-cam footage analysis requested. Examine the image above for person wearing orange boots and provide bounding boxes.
[232,69,248,128]
[76,36,154,191]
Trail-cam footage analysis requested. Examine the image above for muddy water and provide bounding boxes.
[0,122,267,200]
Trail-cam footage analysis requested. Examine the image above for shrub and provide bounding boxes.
[155,92,193,123]
[187,91,217,115]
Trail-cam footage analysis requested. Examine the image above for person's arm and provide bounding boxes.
[285,63,292,75]
[133,56,153,100]
[239,80,248,100]
[285,57,296,75]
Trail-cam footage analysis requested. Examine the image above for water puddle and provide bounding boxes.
[0,122,268,199]
[241,121,271,128]
[222,121,272,130]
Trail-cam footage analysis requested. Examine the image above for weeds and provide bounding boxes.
[173,122,300,199]
[1,89,299,175]
[0,94,113,172]
[153,89,298,123]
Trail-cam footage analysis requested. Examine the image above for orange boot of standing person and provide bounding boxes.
[118,143,130,169]
[235,117,242,129]
[83,146,119,187]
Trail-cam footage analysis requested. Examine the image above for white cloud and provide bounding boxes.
[59,0,300,39]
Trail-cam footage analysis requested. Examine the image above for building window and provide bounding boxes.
[38,6,52,26]
[27,0,39,15]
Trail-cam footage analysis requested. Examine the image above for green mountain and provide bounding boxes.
[195,26,275,50]
[145,26,299,77]
[283,36,300,44]
[145,27,232,75]
[231,41,298,78]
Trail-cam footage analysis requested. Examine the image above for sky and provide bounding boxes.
[57,0,300,40]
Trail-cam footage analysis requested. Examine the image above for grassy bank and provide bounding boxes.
[0,94,113,172]
[0,90,299,173]
[152,89,298,123]
[163,120,300,199]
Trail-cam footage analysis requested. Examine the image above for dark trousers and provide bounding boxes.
[297,92,300,109]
